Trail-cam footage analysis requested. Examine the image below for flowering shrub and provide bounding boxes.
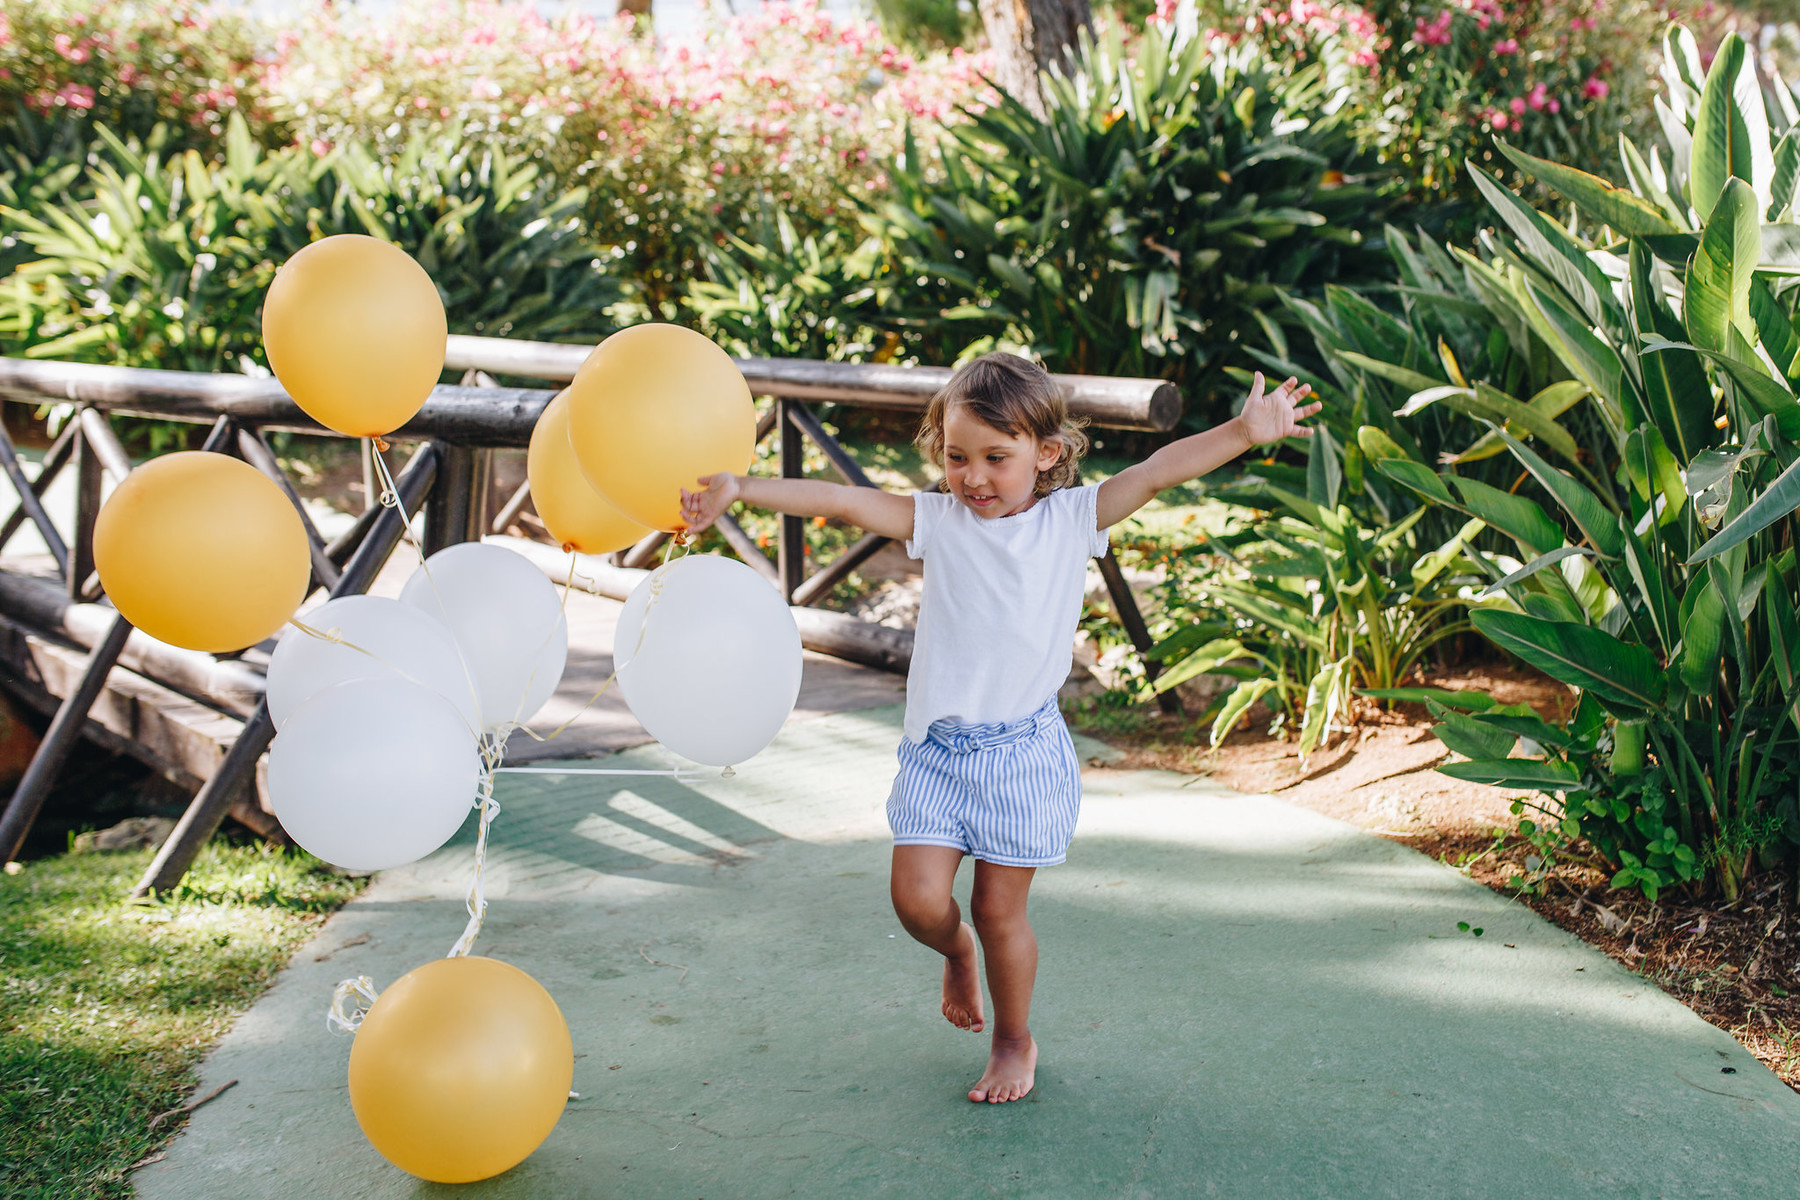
[0,0,283,151]
[1160,0,1671,202]
[264,0,996,309]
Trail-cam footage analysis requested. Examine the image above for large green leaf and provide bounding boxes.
[1679,577,1727,690]
[1449,477,1565,557]
[1495,429,1623,558]
[1689,33,1773,223]
[1629,240,1716,464]
[1689,454,1800,563]
[1525,281,1625,409]
[1471,610,1668,710]
[1622,426,1686,526]
[1307,423,1342,510]
[1645,338,1800,439]
[1439,758,1582,790]
[1495,140,1679,236]
[1372,457,1454,505]
[1448,380,1589,464]
[1152,638,1250,695]
[1428,700,1519,761]
[1478,546,1595,598]
[1297,654,1350,763]
[1468,163,1620,329]
[1684,177,1762,357]
[1210,678,1278,747]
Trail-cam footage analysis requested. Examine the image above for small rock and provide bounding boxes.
[73,816,175,854]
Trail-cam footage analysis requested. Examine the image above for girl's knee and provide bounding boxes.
[891,882,955,937]
[969,889,1029,936]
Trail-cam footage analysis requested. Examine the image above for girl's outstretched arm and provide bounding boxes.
[1095,373,1319,529]
[680,473,916,542]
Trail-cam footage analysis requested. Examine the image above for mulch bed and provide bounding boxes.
[1066,663,1800,1092]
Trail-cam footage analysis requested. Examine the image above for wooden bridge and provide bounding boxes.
[0,338,1180,897]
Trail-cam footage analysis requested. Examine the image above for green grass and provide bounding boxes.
[0,842,365,1199]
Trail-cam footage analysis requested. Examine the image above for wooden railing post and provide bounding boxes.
[423,440,477,558]
[776,398,805,602]
[68,424,101,600]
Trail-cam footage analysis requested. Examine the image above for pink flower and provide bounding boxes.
[55,83,96,111]
[54,33,90,64]
[1509,97,1526,115]
[1548,98,1561,113]
[1489,110,1509,130]
[1493,38,1518,54]
[1527,82,1548,110]
[1583,76,1609,99]
[310,138,331,156]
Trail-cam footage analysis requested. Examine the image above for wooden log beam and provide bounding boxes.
[0,615,278,839]
[0,570,265,717]
[440,335,1181,431]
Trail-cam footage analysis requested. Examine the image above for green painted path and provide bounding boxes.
[135,706,1800,1198]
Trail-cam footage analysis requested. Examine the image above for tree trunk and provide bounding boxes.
[617,0,652,18]
[976,0,1093,118]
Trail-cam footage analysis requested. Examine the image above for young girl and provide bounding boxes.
[680,353,1317,1104]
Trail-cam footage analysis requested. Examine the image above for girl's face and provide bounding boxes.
[942,404,1061,519]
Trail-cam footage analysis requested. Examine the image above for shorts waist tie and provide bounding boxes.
[924,697,1060,755]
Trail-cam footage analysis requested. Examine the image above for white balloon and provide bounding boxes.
[615,554,802,767]
[266,595,480,735]
[268,678,481,872]
[399,542,568,733]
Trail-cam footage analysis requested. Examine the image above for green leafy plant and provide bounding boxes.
[1331,27,1800,902]
[0,116,624,374]
[1146,427,1482,757]
[861,19,1395,420]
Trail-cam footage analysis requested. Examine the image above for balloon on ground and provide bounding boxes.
[564,323,755,532]
[265,595,480,735]
[349,955,573,1183]
[615,553,801,766]
[399,542,568,733]
[93,451,311,653]
[526,390,652,555]
[267,677,480,872]
[261,234,447,438]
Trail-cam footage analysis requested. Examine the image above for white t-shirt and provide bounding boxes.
[902,483,1112,743]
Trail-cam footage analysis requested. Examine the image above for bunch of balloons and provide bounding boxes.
[263,542,569,870]
[93,235,448,652]
[91,233,811,1184]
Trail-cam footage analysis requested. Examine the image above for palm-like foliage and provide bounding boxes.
[862,21,1392,418]
[1299,27,1800,902]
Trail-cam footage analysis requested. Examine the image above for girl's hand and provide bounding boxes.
[679,473,740,532]
[1237,373,1322,445]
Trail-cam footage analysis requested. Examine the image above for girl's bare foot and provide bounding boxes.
[941,922,984,1032]
[969,1033,1036,1103]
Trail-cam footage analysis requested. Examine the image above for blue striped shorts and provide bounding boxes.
[886,697,1082,868]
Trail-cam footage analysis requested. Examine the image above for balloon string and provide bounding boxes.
[446,732,505,959]
[327,975,380,1033]
[365,437,486,729]
[508,551,670,745]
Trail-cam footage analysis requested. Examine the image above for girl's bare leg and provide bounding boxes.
[890,845,984,1032]
[967,860,1039,1103]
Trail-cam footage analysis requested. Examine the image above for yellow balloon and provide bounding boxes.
[565,323,756,532]
[262,235,447,437]
[349,957,573,1184]
[94,452,310,653]
[527,390,653,554]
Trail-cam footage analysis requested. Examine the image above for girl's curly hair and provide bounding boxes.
[915,353,1089,497]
